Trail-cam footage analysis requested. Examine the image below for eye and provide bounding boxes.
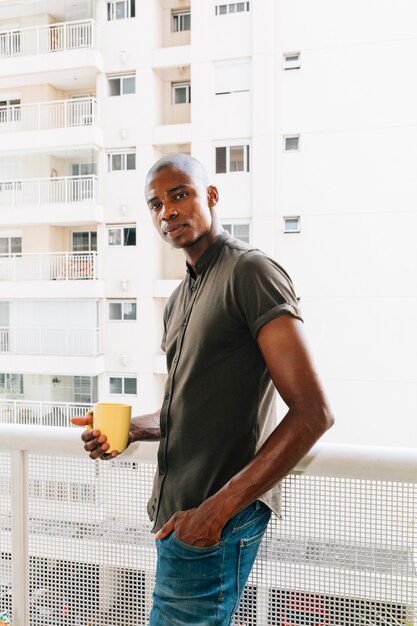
[174,191,188,201]
[151,202,162,211]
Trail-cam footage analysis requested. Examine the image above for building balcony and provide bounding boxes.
[0,252,104,299]
[0,327,101,356]
[0,175,103,226]
[0,427,416,625]
[0,97,102,151]
[0,399,91,427]
[0,20,102,89]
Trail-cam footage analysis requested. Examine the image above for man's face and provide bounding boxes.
[146,166,215,249]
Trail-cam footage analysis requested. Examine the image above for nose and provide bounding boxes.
[161,204,178,221]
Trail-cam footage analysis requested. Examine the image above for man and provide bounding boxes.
[72,154,334,625]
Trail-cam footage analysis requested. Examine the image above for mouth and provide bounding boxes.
[163,224,186,237]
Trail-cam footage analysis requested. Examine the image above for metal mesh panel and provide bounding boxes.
[237,474,417,625]
[9,454,416,625]
[0,452,12,622]
[28,454,156,626]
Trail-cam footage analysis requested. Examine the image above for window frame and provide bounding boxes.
[283,216,301,234]
[284,135,300,152]
[214,59,251,95]
[171,82,191,105]
[0,235,22,256]
[171,9,191,32]
[107,150,136,172]
[215,144,250,174]
[107,225,137,247]
[106,0,135,20]
[107,74,136,96]
[215,2,250,15]
[71,230,97,252]
[108,299,137,322]
[108,374,138,396]
[283,52,301,70]
[221,221,250,243]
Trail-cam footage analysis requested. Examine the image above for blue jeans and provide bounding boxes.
[148,500,271,625]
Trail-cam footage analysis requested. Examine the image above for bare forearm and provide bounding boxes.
[203,403,334,527]
[130,410,161,442]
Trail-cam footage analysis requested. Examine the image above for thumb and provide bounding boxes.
[155,515,176,540]
[71,411,93,429]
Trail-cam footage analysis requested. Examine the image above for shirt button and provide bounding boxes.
[159,467,165,475]
[173,357,179,363]
[164,393,170,400]
[190,286,195,291]
[182,321,187,327]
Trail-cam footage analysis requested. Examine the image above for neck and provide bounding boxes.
[183,223,223,271]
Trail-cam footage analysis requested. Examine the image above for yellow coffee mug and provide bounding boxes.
[87,403,132,454]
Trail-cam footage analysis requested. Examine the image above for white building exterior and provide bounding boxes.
[0,0,415,445]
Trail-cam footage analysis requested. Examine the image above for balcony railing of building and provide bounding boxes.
[0,19,98,58]
[0,175,100,207]
[0,97,98,131]
[0,427,415,626]
[0,251,99,281]
[0,400,91,427]
[0,327,101,355]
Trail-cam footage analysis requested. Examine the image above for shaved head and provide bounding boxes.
[145,153,209,191]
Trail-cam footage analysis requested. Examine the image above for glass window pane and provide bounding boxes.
[182,13,191,30]
[233,223,250,243]
[115,1,126,19]
[91,231,97,251]
[130,0,135,17]
[219,5,227,14]
[236,2,245,11]
[126,153,136,170]
[285,136,299,151]
[174,86,187,104]
[124,377,137,395]
[111,154,122,171]
[122,76,135,94]
[108,228,122,246]
[0,238,9,254]
[229,146,244,171]
[123,302,136,320]
[229,4,236,12]
[172,13,179,31]
[284,217,300,232]
[109,377,123,394]
[216,147,227,173]
[124,227,136,246]
[72,232,89,252]
[222,224,232,236]
[108,78,121,96]
[109,302,122,320]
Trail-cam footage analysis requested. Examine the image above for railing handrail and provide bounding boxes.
[0,174,98,184]
[0,251,98,258]
[0,399,91,407]
[0,18,97,37]
[0,326,100,331]
[0,96,97,111]
[0,425,416,482]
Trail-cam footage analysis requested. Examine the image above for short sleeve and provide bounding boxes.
[233,250,303,339]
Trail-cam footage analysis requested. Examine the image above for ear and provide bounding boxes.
[207,185,219,208]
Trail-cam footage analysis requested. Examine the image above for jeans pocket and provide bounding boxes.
[232,501,271,534]
[171,532,224,553]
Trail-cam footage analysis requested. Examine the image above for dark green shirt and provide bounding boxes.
[147,231,303,531]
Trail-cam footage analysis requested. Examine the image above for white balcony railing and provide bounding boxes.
[0,251,99,281]
[0,429,415,626]
[0,175,99,207]
[0,400,91,427]
[0,97,97,131]
[0,19,98,58]
[0,327,101,355]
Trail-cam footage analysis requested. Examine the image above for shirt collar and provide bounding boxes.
[186,230,230,277]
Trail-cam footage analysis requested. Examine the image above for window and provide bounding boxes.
[107,0,135,20]
[172,82,191,105]
[0,99,20,123]
[71,162,96,176]
[284,135,300,151]
[107,225,136,246]
[72,231,97,252]
[283,52,301,70]
[215,145,250,173]
[215,2,250,15]
[283,216,301,233]
[0,235,21,255]
[108,74,136,96]
[73,376,95,404]
[0,373,23,395]
[109,375,137,395]
[107,150,136,171]
[172,9,191,32]
[215,61,250,95]
[108,300,137,321]
[222,223,250,243]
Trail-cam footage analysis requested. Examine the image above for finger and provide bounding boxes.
[155,516,176,540]
[83,434,106,452]
[71,412,93,428]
